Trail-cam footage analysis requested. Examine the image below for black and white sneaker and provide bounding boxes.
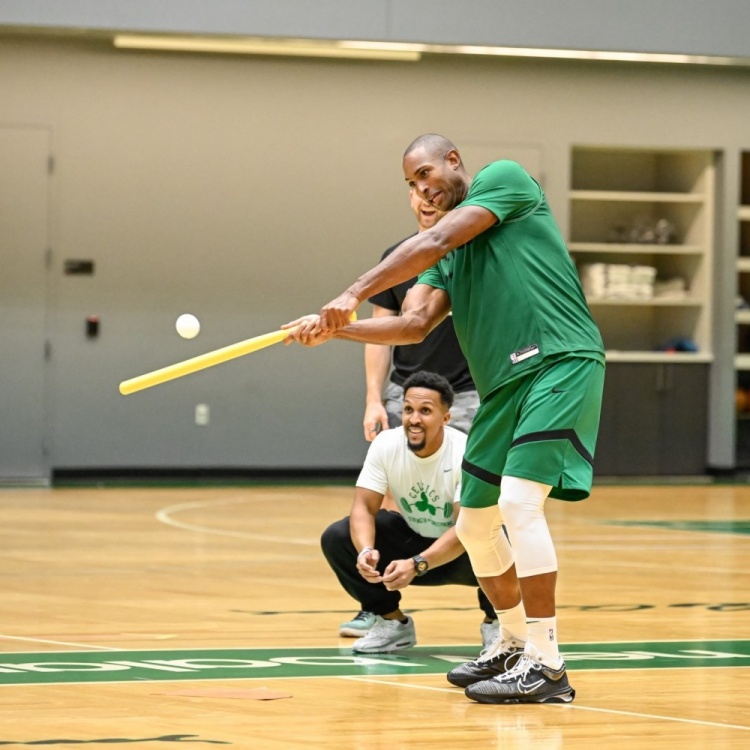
[446,637,525,688]
[464,651,575,704]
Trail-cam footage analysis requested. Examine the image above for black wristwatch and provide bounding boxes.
[412,555,429,577]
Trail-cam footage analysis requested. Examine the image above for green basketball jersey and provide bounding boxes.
[418,160,604,399]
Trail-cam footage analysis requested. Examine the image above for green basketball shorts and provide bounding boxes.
[460,355,605,508]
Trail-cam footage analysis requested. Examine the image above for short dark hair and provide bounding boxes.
[403,133,458,161]
[402,370,454,409]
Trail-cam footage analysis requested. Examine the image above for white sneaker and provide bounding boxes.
[338,611,376,638]
[480,619,500,648]
[352,615,417,653]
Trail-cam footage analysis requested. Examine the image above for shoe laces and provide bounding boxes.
[366,616,400,636]
[352,610,372,623]
[477,637,522,664]
[496,653,539,682]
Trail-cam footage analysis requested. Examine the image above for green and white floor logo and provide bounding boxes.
[1,640,748,685]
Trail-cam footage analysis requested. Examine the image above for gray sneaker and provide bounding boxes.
[352,615,417,653]
[465,652,575,704]
[480,619,499,648]
[446,637,525,687]
[339,611,376,638]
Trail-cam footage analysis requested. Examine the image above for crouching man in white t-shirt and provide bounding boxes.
[321,370,497,653]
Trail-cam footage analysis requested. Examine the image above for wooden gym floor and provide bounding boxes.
[0,482,748,748]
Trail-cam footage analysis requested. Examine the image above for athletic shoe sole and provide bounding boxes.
[338,627,371,638]
[352,638,416,654]
[465,684,575,704]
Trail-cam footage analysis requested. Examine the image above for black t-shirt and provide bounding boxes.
[367,238,475,393]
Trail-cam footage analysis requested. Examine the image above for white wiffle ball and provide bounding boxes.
[175,313,200,339]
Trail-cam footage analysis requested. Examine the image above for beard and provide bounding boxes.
[406,433,426,453]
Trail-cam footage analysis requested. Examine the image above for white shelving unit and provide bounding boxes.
[569,147,715,361]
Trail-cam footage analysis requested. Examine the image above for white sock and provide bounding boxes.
[526,616,563,668]
[497,601,527,644]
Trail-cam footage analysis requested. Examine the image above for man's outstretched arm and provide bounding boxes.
[283,285,450,348]
[319,204,496,330]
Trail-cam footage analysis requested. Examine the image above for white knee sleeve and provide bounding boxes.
[499,476,557,578]
[455,506,515,577]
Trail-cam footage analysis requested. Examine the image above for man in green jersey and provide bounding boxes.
[283,134,605,705]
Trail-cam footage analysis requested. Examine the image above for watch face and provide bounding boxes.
[414,557,428,574]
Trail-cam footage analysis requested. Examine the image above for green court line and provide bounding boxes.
[1,640,748,686]
[611,520,750,535]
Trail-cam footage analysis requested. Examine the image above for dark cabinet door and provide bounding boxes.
[595,364,661,476]
[594,363,708,476]
[657,365,709,474]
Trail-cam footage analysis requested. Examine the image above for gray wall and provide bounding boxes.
[1,1,750,58]
[1,33,749,478]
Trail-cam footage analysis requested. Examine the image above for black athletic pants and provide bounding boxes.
[320,509,495,619]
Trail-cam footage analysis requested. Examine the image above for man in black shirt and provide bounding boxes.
[341,189,484,642]
[362,189,478,442]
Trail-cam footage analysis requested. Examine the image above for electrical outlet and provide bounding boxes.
[195,404,210,426]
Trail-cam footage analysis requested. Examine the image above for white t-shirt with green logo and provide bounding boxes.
[356,425,467,539]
